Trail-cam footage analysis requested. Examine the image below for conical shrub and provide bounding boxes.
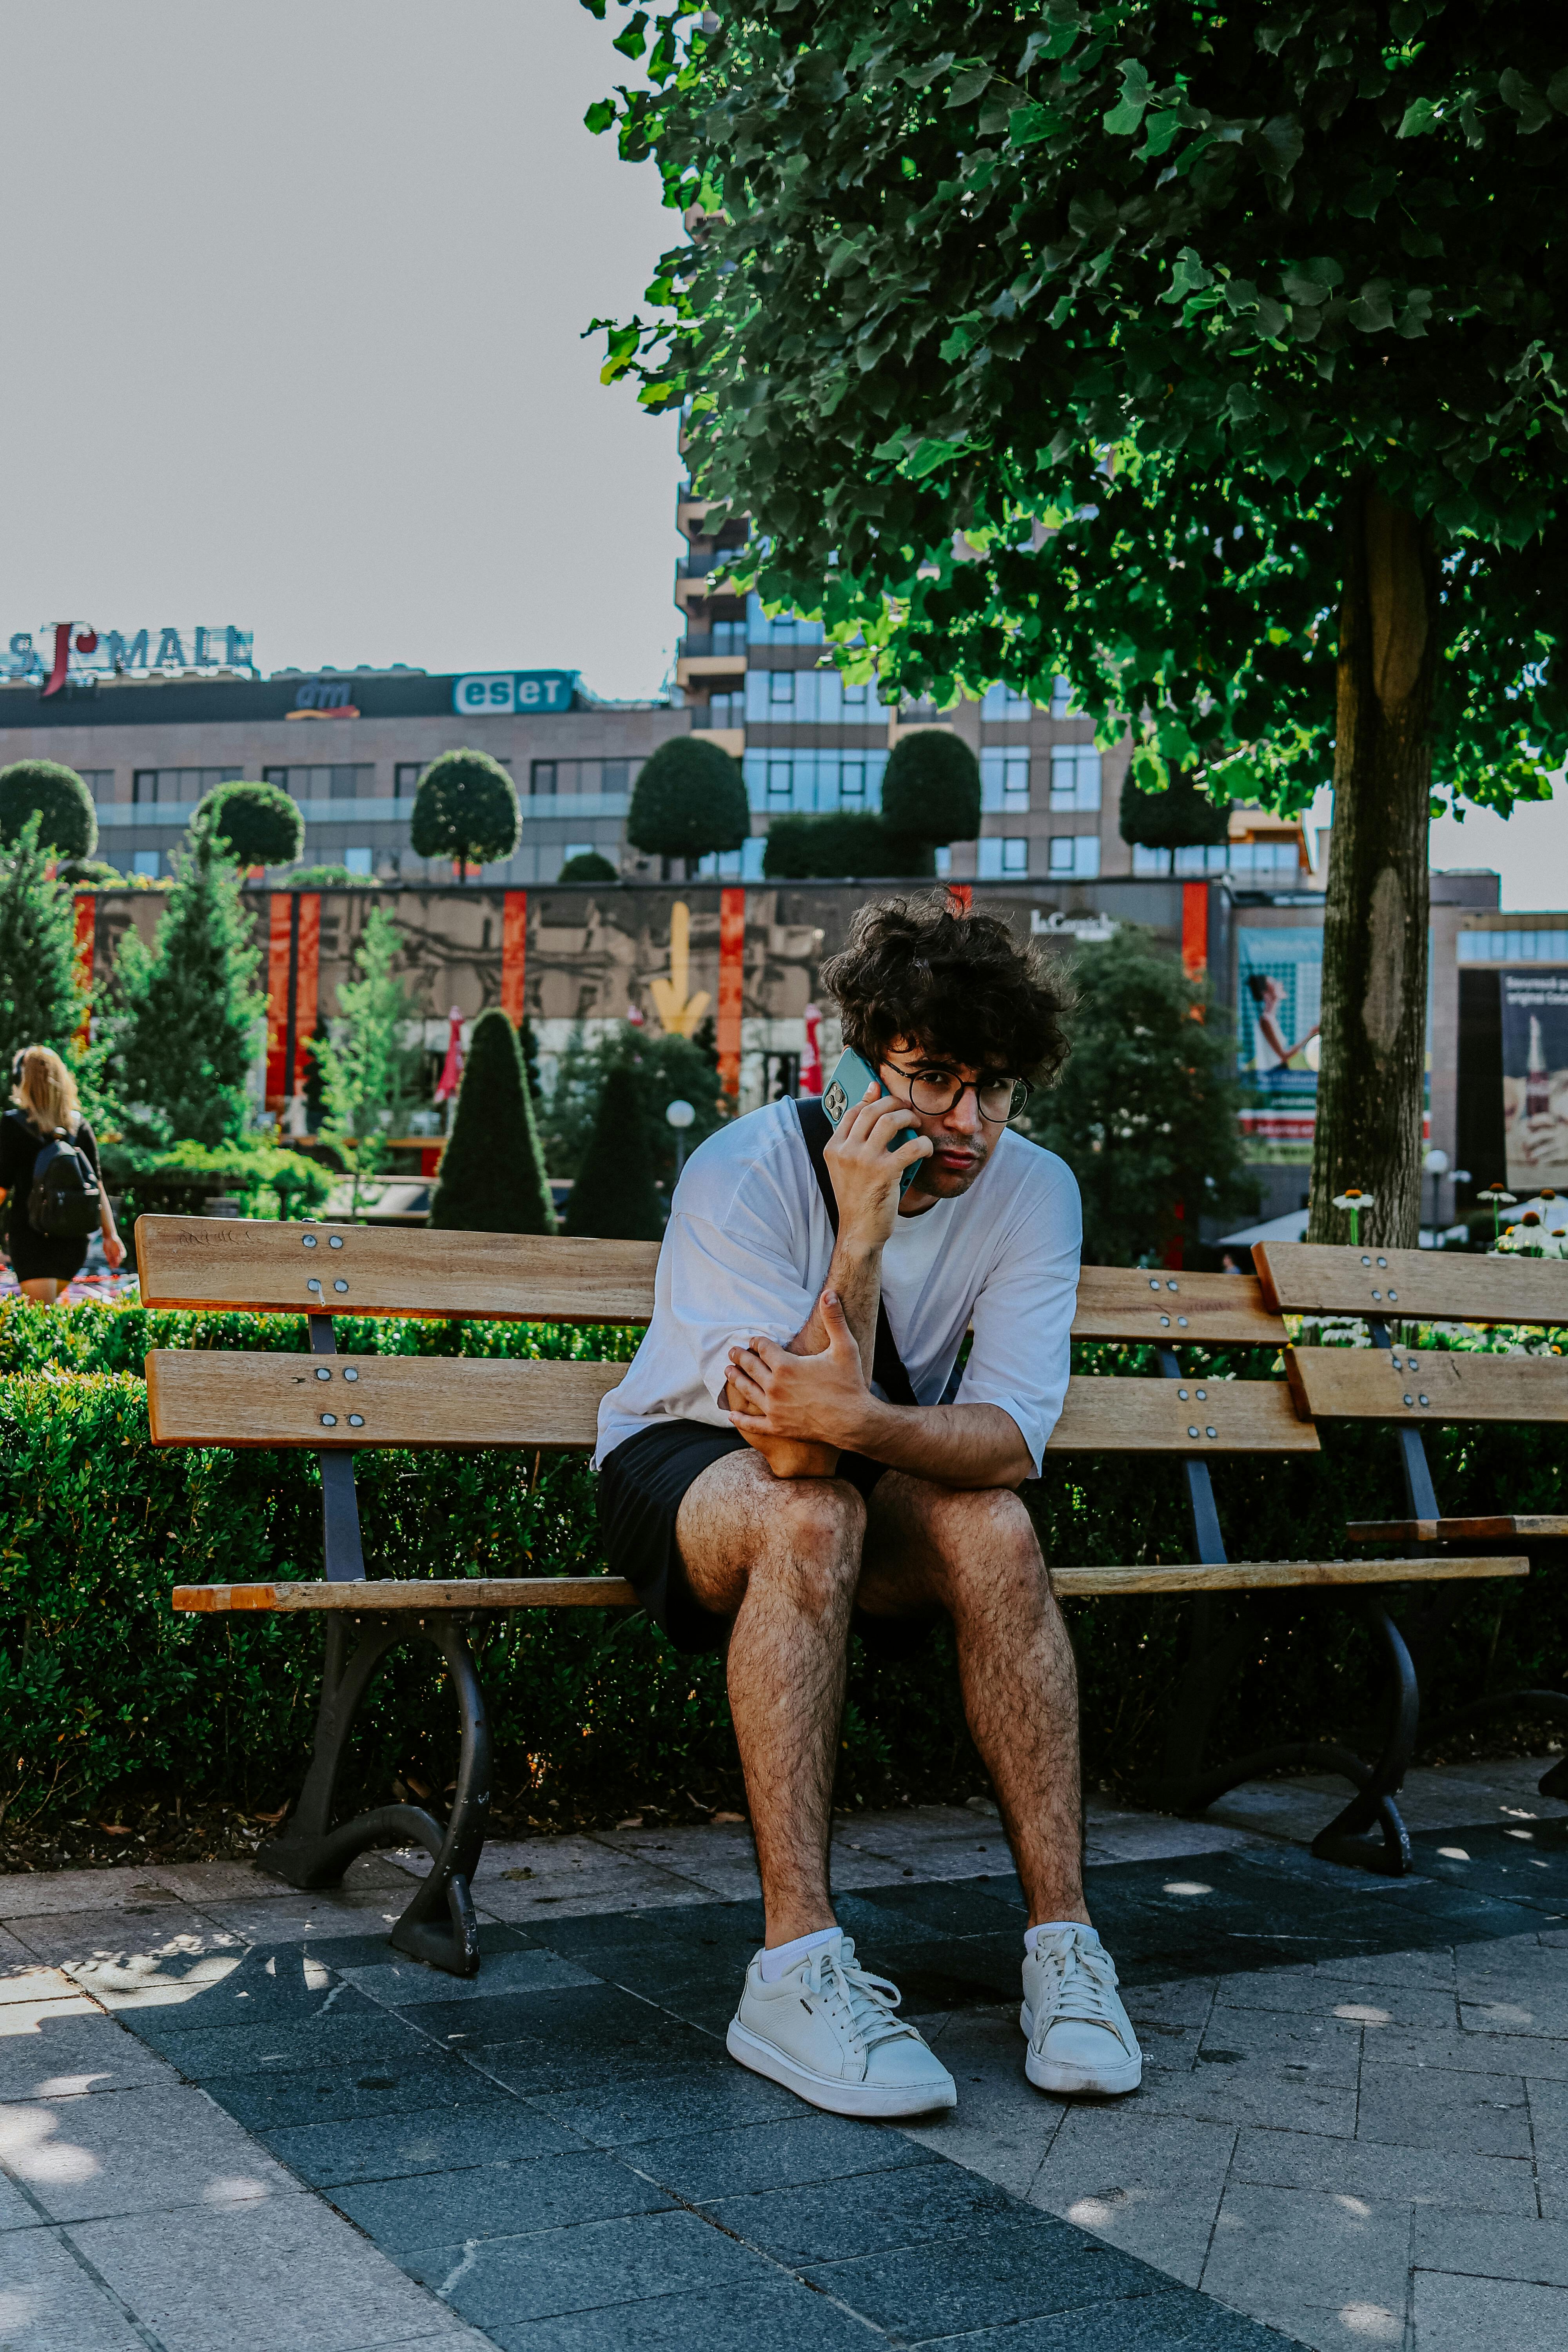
[429,1007,556,1234]
[566,1062,664,1240]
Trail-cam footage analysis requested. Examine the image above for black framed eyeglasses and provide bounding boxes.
[882,1066,1032,1123]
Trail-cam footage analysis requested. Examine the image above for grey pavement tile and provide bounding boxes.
[0,1922,48,1974]
[0,2081,298,2221]
[73,2189,469,2352]
[1357,2054,1532,2157]
[476,1877,713,1924]
[1412,2268,1568,2352]
[0,1867,172,1919]
[631,2109,931,2203]
[527,2052,800,2146]
[802,2204,1163,2336]
[195,1895,410,1944]
[1214,1966,1457,2032]
[903,2007,1060,2201]
[262,2099,583,2186]
[918,2288,1301,2349]
[495,2271,875,2350]
[706,2156,1018,2268]
[1357,2019,1568,2083]
[0,2224,146,2351]
[200,2053,508,2134]
[335,2146,673,2256]
[1313,1944,1457,1989]
[1129,1977,1223,2030]
[1232,2123,1539,2213]
[344,1949,597,2007]
[121,2003,440,2083]
[1197,2008,1364,2085]
[469,2014,723,2099]
[68,1942,339,2019]
[1201,2180,1410,2323]
[405,2206,771,2328]
[0,2009,176,2103]
[2,1907,232,1969]
[1530,2071,1568,2154]
[1412,2204,1568,2285]
[392,1981,670,2055]
[0,1967,83,2010]
[1135,2051,1358,2137]
[1030,2107,1236,2288]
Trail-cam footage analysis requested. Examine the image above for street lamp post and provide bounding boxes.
[666,1097,695,1186]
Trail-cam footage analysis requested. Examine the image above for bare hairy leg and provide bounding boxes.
[675,1445,866,1946]
[857,1473,1089,1929]
[19,1278,60,1306]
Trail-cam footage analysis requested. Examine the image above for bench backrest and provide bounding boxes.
[136,1215,1313,1460]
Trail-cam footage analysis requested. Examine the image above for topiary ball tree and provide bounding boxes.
[626,736,750,872]
[880,731,981,846]
[567,1062,664,1240]
[0,760,97,861]
[429,1007,556,1235]
[196,780,305,869]
[410,748,521,880]
[1120,772,1230,851]
[762,811,934,879]
[557,850,619,882]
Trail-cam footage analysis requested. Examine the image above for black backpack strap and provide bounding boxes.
[793,1097,919,1410]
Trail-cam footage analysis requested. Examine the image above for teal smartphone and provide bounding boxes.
[821,1048,923,1196]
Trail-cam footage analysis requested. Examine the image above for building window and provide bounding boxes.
[528,759,634,800]
[261,765,376,802]
[766,759,793,805]
[1133,844,1172,875]
[769,670,795,706]
[531,761,557,796]
[746,593,825,648]
[1049,746,1102,811]
[1049,834,1101,879]
[344,848,373,876]
[978,837,1030,878]
[1050,676,1072,717]
[706,691,744,726]
[133,766,238,806]
[981,683,1033,720]
[713,620,745,655]
[80,769,114,803]
[132,849,161,878]
[841,760,866,805]
[934,846,952,877]
[843,680,869,710]
[744,749,889,812]
[395,763,422,797]
[981,751,1030,812]
[698,837,767,880]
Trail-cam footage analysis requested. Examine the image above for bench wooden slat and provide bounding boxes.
[1070,1267,1284,1345]
[145,1351,627,1450]
[135,1217,662,1325]
[1346,1514,1568,1544]
[1256,1241,1568,1326]
[145,1354,1319,1455]
[172,1553,1526,1612]
[1286,1345,1568,1425]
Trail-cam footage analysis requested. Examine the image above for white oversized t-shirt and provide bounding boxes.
[593,1098,1082,1476]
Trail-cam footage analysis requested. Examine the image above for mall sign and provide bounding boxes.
[4,622,254,696]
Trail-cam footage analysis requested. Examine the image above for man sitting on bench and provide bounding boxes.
[595,896,1142,2115]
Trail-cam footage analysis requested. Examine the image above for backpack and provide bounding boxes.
[28,1129,102,1239]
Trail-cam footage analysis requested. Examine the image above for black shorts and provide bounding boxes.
[596,1419,937,1659]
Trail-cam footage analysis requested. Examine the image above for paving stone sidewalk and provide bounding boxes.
[0,1759,1564,2351]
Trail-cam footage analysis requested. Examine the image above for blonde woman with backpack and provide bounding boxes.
[0,1046,123,1305]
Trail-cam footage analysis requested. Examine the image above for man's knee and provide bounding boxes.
[751,1476,866,1618]
[928,1486,1050,1610]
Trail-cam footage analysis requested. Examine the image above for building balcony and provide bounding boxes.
[676,652,748,688]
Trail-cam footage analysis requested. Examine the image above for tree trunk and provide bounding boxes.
[1307,478,1437,1251]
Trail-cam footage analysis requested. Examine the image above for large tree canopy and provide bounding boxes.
[586,0,1568,1246]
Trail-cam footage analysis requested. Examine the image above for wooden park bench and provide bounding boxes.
[1256,1242,1568,1795]
[139,1218,1527,1975]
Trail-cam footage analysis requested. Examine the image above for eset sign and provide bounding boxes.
[453,671,577,716]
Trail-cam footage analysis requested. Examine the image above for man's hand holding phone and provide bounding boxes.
[824,1080,932,1246]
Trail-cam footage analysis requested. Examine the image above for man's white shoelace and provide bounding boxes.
[802,1937,918,2055]
[1031,1928,1134,2052]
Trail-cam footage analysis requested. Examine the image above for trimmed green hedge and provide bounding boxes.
[0,1299,1563,1833]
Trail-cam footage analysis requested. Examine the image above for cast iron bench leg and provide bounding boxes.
[257,1611,491,1977]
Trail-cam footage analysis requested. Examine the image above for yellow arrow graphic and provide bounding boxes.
[649,900,711,1038]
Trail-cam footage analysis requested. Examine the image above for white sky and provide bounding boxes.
[0,0,682,702]
[2,3,1561,908]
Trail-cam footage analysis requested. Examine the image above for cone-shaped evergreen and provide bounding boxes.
[429,1007,556,1234]
[111,834,265,1148]
[566,1062,664,1240]
[0,815,84,1080]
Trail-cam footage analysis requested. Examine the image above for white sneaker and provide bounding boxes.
[727,1930,957,2119]
[1021,1924,1142,2097]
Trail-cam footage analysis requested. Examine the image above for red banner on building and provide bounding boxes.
[717,886,745,1099]
[265,892,323,1107]
[500,890,528,1026]
[72,894,94,1050]
[1181,881,1208,978]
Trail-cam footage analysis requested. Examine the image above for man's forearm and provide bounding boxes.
[840,1399,1034,1490]
[786,1234,880,1379]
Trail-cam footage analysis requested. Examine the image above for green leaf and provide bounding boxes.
[611,9,647,60]
[583,97,619,136]
[946,63,994,110]
[1499,69,1552,133]
[906,437,965,478]
[1009,102,1064,146]
[1103,60,1152,137]
[1136,108,1185,160]
[1258,114,1304,178]
[1397,95,1440,138]
[1347,279,1395,333]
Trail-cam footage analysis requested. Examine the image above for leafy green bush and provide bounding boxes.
[880,730,982,844]
[539,1023,727,1184]
[0,1301,1561,1837]
[557,851,619,883]
[626,737,750,867]
[410,750,520,877]
[1120,770,1230,849]
[0,815,85,1084]
[0,760,97,860]
[196,780,304,869]
[762,811,934,879]
[430,1009,555,1235]
[100,1141,335,1230]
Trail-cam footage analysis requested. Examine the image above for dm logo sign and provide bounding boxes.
[453,671,576,717]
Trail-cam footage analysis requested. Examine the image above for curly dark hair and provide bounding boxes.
[819,896,1072,1085]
